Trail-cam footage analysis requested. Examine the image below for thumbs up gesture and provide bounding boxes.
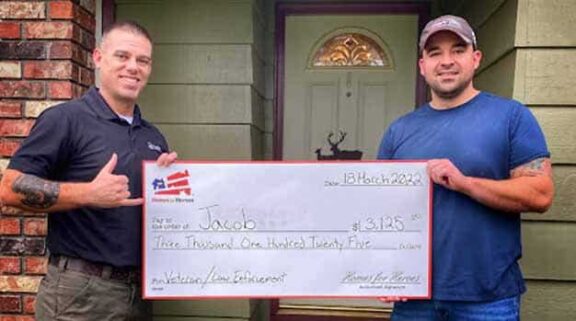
[85,153,143,208]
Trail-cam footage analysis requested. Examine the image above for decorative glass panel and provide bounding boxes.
[312,33,389,68]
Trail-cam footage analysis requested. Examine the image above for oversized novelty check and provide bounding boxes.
[143,161,431,299]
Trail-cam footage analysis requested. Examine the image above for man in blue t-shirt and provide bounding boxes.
[377,15,554,320]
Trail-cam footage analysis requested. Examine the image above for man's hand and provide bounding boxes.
[157,151,178,167]
[427,159,470,192]
[85,153,143,207]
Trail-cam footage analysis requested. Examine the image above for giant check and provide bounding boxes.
[143,161,432,299]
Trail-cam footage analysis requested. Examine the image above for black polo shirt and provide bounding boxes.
[9,87,169,268]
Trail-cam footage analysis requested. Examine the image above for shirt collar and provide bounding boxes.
[84,87,143,126]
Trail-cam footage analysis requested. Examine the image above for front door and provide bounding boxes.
[281,13,419,161]
[273,3,427,320]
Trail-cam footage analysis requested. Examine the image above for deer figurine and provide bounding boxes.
[328,131,363,160]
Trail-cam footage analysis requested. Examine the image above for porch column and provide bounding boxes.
[0,1,96,319]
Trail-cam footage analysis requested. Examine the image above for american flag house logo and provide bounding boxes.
[152,169,192,196]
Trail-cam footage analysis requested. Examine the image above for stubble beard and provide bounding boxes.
[430,76,473,100]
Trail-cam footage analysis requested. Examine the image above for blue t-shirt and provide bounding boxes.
[377,92,550,301]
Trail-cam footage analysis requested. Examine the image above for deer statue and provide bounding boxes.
[315,130,363,160]
[328,130,363,160]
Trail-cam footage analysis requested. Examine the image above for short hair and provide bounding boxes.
[101,20,153,45]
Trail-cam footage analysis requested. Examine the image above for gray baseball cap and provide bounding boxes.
[419,15,477,52]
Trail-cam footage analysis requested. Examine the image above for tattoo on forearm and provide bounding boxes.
[525,158,544,170]
[512,158,551,178]
[12,175,60,209]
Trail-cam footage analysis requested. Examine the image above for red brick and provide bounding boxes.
[79,67,94,86]
[24,256,46,275]
[0,238,45,256]
[48,42,90,68]
[48,80,85,99]
[0,22,20,39]
[0,295,21,313]
[24,21,73,39]
[0,316,35,321]
[71,25,82,48]
[0,61,21,79]
[79,0,96,14]
[49,1,74,19]
[76,46,91,68]
[23,295,35,314]
[0,101,22,118]
[0,2,45,20]
[48,81,72,99]
[0,275,41,293]
[49,41,72,59]
[0,81,45,99]
[24,100,58,118]
[23,218,46,236]
[75,84,87,97]
[0,41,47,60]
[0,218,20,235]
[24,61,73,80]
[72,64,80,82]
[79,27,95,50]
[75,6,95,32]
[0,119,35,137]
[85,49,94,69]
[78,47,90,68]
[0,257,21,274]
[0,138,21,157]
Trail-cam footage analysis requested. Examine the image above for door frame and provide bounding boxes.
[273,2,430,160]
[102,0,115,30]
[271,2,429,320]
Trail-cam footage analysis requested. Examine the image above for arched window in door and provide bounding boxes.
[309,29,393,68]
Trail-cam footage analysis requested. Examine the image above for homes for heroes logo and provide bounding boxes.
[151,169,194,203]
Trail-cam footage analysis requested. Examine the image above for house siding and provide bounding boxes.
[115,0,267,319]
[116,0,265,161]
[440,0,576,319]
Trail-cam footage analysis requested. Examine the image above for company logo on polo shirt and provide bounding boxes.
[151,170,194,203]
[147,141,163,153]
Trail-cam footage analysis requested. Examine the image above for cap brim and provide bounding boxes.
[420,26,474,51]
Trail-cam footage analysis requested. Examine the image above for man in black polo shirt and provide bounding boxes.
[0,21,176,321]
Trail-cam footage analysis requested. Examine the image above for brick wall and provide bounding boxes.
[0,1,96,320]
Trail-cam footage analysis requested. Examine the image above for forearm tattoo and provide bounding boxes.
[511,158,551,178]
[12,174,60,209]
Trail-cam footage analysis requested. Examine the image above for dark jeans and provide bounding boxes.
[392,296,521,321]
[35,258,152,321]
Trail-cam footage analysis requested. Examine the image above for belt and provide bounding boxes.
[49,255,140,284]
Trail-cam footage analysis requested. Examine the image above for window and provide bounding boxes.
[311,32,392,68]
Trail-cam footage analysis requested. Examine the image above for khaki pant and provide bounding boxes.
[35,262,152,321]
